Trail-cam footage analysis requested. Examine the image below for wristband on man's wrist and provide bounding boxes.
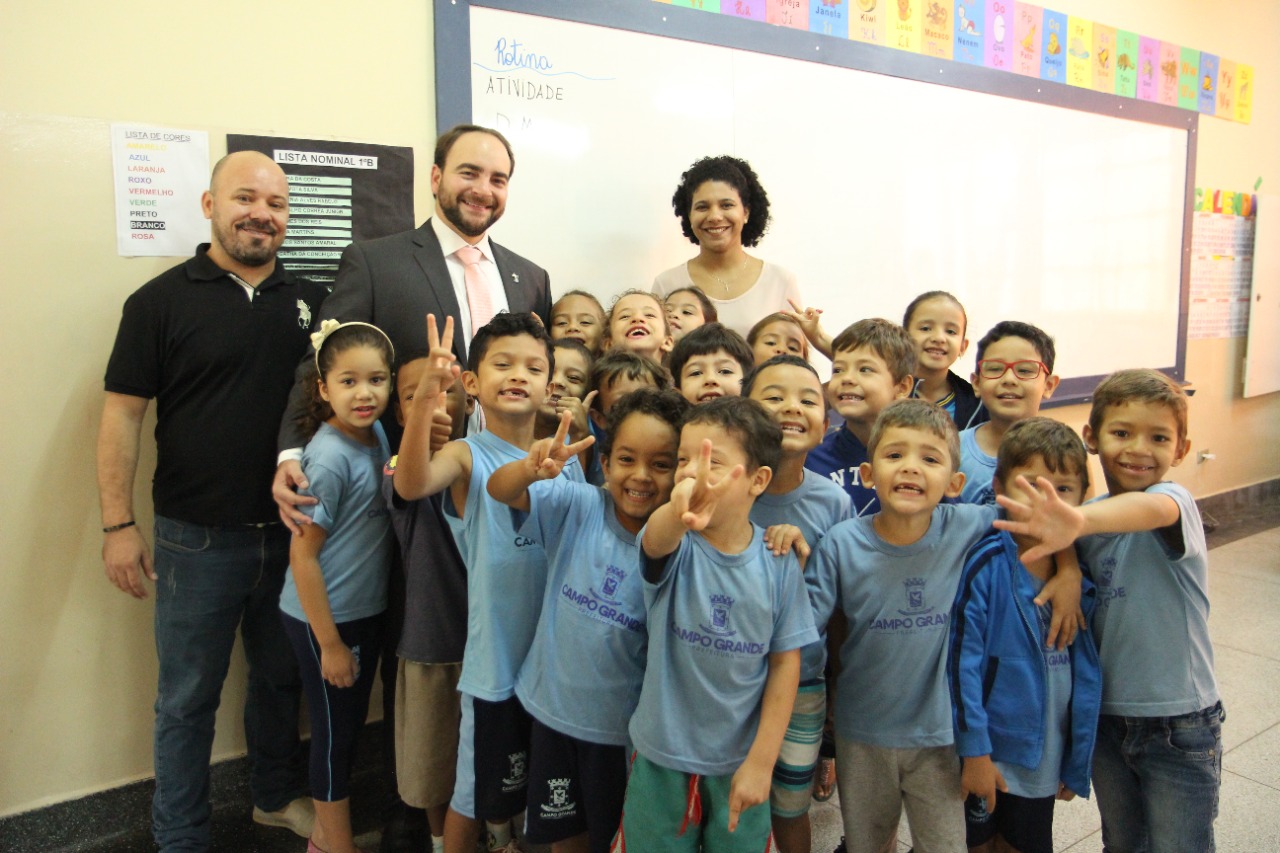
[103,520,136,534]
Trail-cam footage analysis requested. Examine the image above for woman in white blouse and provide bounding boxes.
[652,155,801,338]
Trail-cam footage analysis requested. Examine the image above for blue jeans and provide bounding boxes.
[1092,702,1224,853]
[151,516,306,852]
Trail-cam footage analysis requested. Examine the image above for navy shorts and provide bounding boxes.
[523,719,627,853]
[450,694,533,821]
[965,791,1056,853]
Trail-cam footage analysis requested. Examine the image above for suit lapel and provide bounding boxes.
[491,242,520,309]
[412,222,469,363]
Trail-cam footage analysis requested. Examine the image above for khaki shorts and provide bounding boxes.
[394,658,463,809]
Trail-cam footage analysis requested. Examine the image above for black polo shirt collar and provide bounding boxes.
[183,243,296,293]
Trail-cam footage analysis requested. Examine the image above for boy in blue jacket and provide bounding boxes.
[948,417,1102,853]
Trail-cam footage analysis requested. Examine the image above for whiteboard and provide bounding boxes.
[438,1,1195,403]
[1244,194,1280,398]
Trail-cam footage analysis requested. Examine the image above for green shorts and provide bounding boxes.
[613,752,773,853]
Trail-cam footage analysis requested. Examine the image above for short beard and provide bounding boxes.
[441,192,500,238]
[215,221,277,268]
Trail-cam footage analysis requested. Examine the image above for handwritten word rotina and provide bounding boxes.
[494,37,552,71]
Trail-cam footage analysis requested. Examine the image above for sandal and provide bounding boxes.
[812,756,836,802]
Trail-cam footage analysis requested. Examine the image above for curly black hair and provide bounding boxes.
[671,155,772,248]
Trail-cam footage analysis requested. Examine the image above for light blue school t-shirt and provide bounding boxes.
[807,504,998,748]
[629,526,819,776]
[1076,482,1218,717]
[514,480,647,746]
[750,472,851,681]
[999,573,1072,799]
[445,430,583,702]
[280,422,392,624]
[957,426,997,505]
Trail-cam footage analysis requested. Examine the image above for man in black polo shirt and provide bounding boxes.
[97,151,327,852]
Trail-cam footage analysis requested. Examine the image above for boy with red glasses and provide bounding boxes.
[957,321,1060,504]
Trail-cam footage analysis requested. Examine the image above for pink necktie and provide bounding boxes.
[456,245,494,333]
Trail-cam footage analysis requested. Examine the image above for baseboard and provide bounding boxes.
[1197,478,1280,545]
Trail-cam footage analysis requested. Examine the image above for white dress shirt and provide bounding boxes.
[431,216,511,345]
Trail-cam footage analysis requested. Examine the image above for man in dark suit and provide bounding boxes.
[271,124,549,852]
[274,124,550,484]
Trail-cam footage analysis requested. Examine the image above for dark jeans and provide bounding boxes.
[151,516,306,852]
[1094,702,1225,853]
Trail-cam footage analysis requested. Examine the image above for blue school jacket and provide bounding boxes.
[948,528,1103,798]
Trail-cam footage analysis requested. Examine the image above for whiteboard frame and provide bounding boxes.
[433,0,1197,404]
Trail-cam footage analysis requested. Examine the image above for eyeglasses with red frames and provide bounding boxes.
[976,359,1050,381]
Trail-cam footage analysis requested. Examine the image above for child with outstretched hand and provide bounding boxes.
[614,398,818,853]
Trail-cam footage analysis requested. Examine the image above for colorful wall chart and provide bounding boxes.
[1188,188,1258,340]
[660,0,1254,123]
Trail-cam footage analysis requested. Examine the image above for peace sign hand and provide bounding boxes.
[423,313,461,395]
[670,438,743,531]
[526,411,596,481]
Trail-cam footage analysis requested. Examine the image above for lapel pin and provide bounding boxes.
[512,273,520,283]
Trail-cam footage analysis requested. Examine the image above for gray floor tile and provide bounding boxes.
[1052,791,1103,851]
[1209,569,1280,663]
[1214,644,1280,751]
[1210,527,1280,587]
[1059,831,1104,853]
[808,795,843,853]
[1217,769,1280,852]
[1223,721,1280,792]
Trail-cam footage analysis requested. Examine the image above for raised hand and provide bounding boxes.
[994,474,1086,564]
[784,298,832,356]
[554,389,597,442]
[670,438,743,531]
[423,313,461,396]
[527,411,596,481]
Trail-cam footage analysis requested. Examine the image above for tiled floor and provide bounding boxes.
[5,526,1277,853]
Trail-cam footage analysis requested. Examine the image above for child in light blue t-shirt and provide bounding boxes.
[393,313,580,853]
[618,397,818,853]
[806,400,1079,853]
[744,355,850,853]
[997,369,1221,853]
[486,388,688,853]
[279,321,396,853]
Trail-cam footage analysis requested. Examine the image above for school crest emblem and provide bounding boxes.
[700,593,737,637]
[541,777,576,817]
[900,577,928,615]
[502,750,527,790]
[591,565,626,605]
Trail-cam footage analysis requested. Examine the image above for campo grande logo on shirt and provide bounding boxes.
[702,594,736,637]
[590,565,626,605]
[900,577,929,615]
[869,577,949,633]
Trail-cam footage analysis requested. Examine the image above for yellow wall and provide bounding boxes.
[1,0,1276,818]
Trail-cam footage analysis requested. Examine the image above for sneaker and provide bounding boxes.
[253,797,316,838]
